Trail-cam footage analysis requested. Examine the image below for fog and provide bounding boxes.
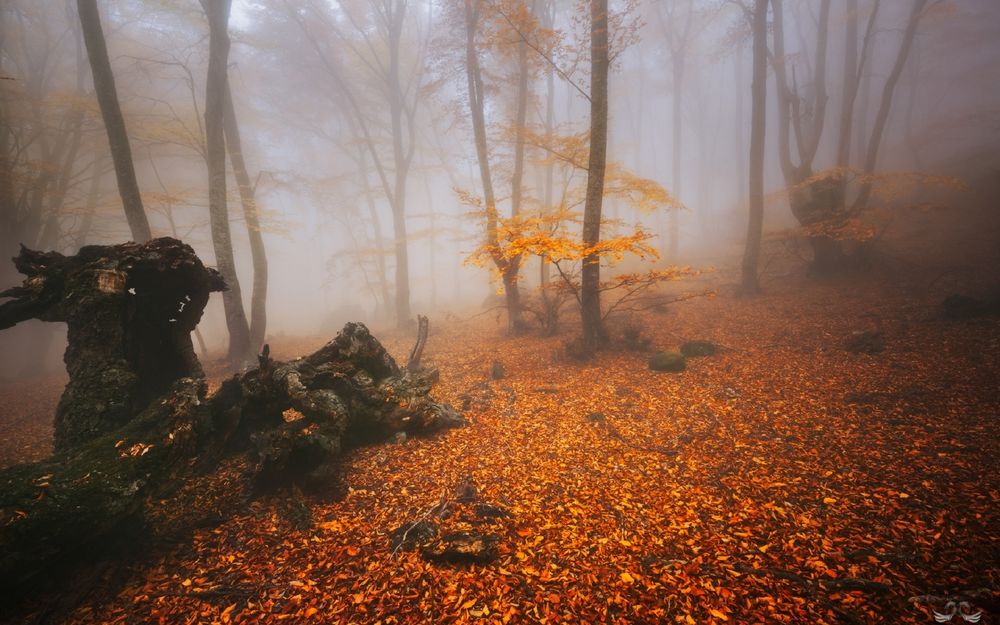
[2,0,999,377]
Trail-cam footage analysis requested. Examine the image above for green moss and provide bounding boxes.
[681,340,718,357]
[648,351,686,372]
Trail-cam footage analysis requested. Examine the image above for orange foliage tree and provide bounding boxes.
[464,125,692,336]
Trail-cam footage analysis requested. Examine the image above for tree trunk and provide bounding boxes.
[740,0,768,295]
[0,239,223,450]
[580,0,609,350]
[223,79,268,354]
[76,0,152,244]
[853,0,928,212]
[668,54,683,261]
[387,1,412,327]
[203,0,252,364]
[503,35,530,335]
[464,0,517,334]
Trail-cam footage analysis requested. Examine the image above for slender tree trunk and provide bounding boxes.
[580,0,609,349]
[464,0,510,332]
[387,2,412,327]
[668,55,683,261]
[74,157,105,249]
[357,145,392,318]
[853,0,928,212]
[741,0,768,295]
[735,45,747,222]
[203,0,252,364]
[503,36,530,334]
[223,80,268,353]
[76,0,152,243]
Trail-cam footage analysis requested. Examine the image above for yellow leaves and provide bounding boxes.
[605,164,685,214]
[822,497,837,505]
[181,578,192,587]
[708,608,729,621]
[303,606,319,618]
[619,571,636,584]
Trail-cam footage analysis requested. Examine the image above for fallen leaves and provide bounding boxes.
[4,275,999,625]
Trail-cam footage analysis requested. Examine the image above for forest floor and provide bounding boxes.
[1,267,998,625]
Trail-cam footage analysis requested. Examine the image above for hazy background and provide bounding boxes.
[2,0,998,379]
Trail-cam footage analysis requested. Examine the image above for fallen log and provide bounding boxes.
[0,238,462,609]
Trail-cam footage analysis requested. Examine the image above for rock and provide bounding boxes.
[681,340,718,357]
[942,294,1000,320]
[389,520,438,551]
[845,330,884,354]
[648,351,686,372]
[474,503,511,519]
[490,360,505,380]
[392,432,407,444]
[455,478,478,503]
[421,532,500,564]
[586,411,606,423]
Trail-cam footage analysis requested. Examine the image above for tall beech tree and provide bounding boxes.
[223,81,268,353]
[76,0,152,243]
[580,0,609,348]
[740,0,768,295]
[202,0,252,363]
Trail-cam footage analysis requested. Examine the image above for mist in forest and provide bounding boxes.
[2,0,999,379]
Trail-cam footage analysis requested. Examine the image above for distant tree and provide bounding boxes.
[284,0,426,328]
[201,0,253,364]
[740,0,768,295]
[771,0,934,272]
[460,0,541,335]
[223,80,268,354]
[76,0,152,243]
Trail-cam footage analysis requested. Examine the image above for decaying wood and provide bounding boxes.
[0,238,462,608]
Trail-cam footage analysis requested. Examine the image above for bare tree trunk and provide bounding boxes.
[76,0,152,243]
[580,0,609,349]
[741,0,768,295]
[74,157,105,249]
[464,0,515,334]
[223,80,268,353]
[387,1,412,327]
[668,54,683,261]
[203,0,252,364]
[357,144,392,318]
[503,35,530,334]
[735,44,747,221]
[853,0,928,212]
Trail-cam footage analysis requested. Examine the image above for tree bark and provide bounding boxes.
[203,0,252,364]
[387,0,413,327]
[740,0,768,295]
[76,0,152,244]
[223,79,268,354]
[853,0,928,212]
[0,238,224,450]
[0,242,461,609]
[580,0,609,349]
[464,0,522,335]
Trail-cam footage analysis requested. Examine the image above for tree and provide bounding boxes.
[461,0,538,335]
[656,0,695,261]
[76,0,152,243]
[223,80,268,353]
[202,0,252,363]
[740,0,768,294]
[580,0,609,348]
[283,0,425,328]
[771,0,933,272]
